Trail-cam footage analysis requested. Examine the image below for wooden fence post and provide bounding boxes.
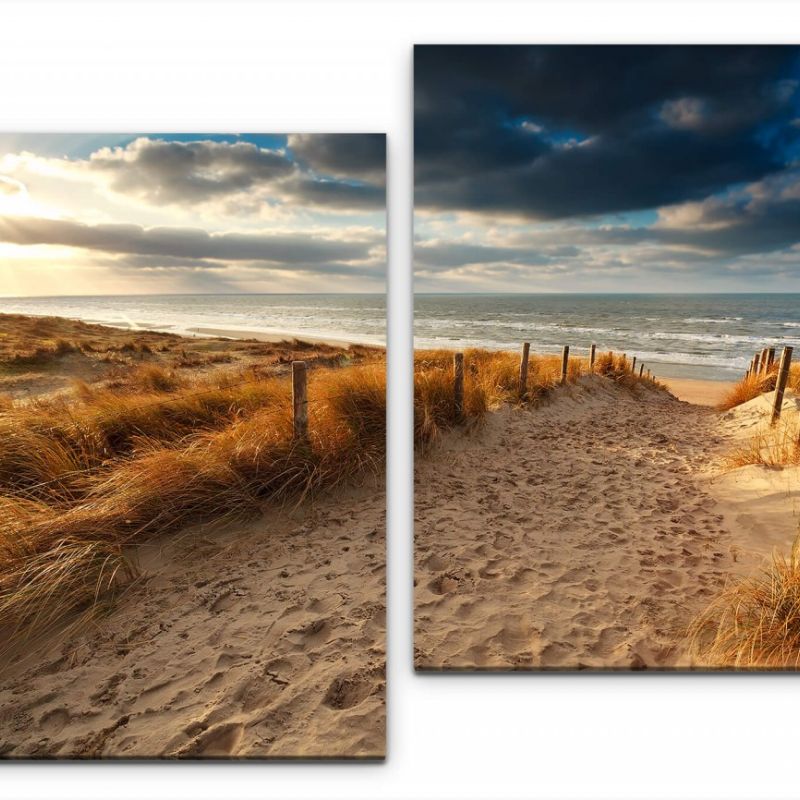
[560,345,570,385]
[292,360,308,441]
[760,348,769,374]
[766,347,776,372]
[753,352,761,376]
[453,352,464,420]
[771,346,793,426]
[639,363,644,377]
[631,356,637,374]
[519,342,530,399]
[589,343,596,371]
[646,368,651,379]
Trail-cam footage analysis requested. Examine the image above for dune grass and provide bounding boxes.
[0,360,385,643]
[688,535,800,668]
[413,347,659,446]
[718,362,800,411]
[725,418,800,469]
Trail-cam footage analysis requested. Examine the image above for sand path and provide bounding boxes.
[414,376,738,670]
[0,484,385,758]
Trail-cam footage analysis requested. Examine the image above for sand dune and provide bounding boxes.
[0,483,385,758]
[709,390,800,572]
[414,375,795,670]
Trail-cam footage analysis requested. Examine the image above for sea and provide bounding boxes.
[0,293,387,348]
[414,294,800,382]
[2,293,798,381]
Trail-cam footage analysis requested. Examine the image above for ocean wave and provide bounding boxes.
[682,317,743,324]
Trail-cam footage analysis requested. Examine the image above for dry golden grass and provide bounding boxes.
[725,419,800,468]
[0,360,385,644]
[716,361,800,412]
[688,534,800,668]
[0,312,380,402]
[413,347,658,446]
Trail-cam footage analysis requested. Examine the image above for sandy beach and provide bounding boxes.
[0,313,386,757]
[414,374,800,670]
[661,377,734,407]
[0,484,385,758]
[187,326,382,350]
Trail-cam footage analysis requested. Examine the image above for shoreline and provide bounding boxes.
[186,325,384,350]
[0,311,385,351]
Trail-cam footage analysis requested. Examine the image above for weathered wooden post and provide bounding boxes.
[646,368,651,379]
[760,347,769,374]
[753,352,761,376]
[631,356,637,374]
[292,360,308,441]
[453,352,464,420]
[639,363,644,378]
[766,347,776,372]
[560,345,569,385]
[518,342,530,400]
[589,343,596,371]
[771,346,793,426]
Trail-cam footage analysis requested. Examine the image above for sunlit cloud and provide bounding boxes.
[0,134,386,296]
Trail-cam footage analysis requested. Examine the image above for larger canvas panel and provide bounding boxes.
[413,45,800,670]
[0,133,386,756]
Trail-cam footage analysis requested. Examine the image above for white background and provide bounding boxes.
[3,1,800,798]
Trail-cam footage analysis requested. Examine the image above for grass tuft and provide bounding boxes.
[688,534,800,668]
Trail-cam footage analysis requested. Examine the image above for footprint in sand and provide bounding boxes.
[322,672,376,711]
[177,721,245,757]
[428,573,461,595]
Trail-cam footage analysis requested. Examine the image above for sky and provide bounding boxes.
[414,45,800,293]
[0,133,385,296]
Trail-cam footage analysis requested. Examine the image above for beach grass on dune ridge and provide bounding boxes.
[0,360,386,645]
[413,347,661,446]
[718,363,800,412]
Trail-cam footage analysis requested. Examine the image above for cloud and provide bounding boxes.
[288,134,386,181]
[87,137,295,204]
[282,177,385,211]
[415,241,578,270]
[0,215,380,269]
[415,45,800,220]
[6,135,387,214]
[0,175,24,196]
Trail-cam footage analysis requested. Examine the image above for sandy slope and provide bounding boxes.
[414,376,744,670]
[0,484,385,758]
[709,391,800,572]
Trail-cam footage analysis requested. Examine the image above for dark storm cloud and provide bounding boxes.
[0,215,378,266]
[288,134,386,181]
[417,169,800,280]
[86,136,386,211]
[89,138,295,204]
[415,45,800,219]
[283,177,385,211]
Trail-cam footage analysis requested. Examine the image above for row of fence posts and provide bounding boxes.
[450,344,655,422]
[291,343,794,439]
[743,345,794,426]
